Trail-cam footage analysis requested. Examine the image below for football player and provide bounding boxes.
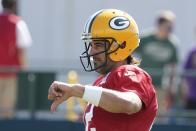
[48,9,158,131]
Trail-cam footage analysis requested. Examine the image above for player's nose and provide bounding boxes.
[89,45,96,56]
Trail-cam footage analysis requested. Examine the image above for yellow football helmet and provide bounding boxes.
[80,9,140,71]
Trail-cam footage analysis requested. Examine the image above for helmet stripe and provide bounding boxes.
[83,17,91,33]
[85,9,104,33]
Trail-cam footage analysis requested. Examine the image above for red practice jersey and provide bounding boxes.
[84,65,158,131]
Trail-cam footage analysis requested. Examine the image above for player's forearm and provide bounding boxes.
[71,84,85,98]
[164,64,177,87]
[18,48,28,70]
[72,85,142,114]
[99,89,142,114]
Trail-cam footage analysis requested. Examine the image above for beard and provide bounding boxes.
[94,60,114,75]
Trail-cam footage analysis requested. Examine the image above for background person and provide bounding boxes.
[0,0,32,119]
[134,10,179,112]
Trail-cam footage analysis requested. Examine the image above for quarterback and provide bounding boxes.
[48,9,158,131]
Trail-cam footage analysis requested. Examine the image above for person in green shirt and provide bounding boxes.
[134,10,179,113]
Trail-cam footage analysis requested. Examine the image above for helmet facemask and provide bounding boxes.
[80,37,120,72]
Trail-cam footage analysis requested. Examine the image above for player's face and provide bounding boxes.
[89,40,114,74]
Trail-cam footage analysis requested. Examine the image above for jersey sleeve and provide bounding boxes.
[16,20,32,48]
[108,69,152,107]
[168,35,179,64]
[169,45,178,64]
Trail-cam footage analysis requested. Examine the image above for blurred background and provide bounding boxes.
[0,0,196,131]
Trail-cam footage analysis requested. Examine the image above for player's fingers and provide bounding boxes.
[49,82,59,97]
[50,97,65,112]
[48,94,55,100]
[48,81,71,101]
[53,81,72,92]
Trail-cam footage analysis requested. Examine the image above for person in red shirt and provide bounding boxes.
[48,9,158,131]
[0,0,32,119]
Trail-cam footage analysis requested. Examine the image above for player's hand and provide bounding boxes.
[48,81,73,112]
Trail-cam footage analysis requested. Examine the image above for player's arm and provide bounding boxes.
[16,20,32,70]
[48,81,142,114]
[96,87,142,114]
[18,48,28,70]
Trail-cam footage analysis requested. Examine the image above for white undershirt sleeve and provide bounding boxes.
[16,20,32,48]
